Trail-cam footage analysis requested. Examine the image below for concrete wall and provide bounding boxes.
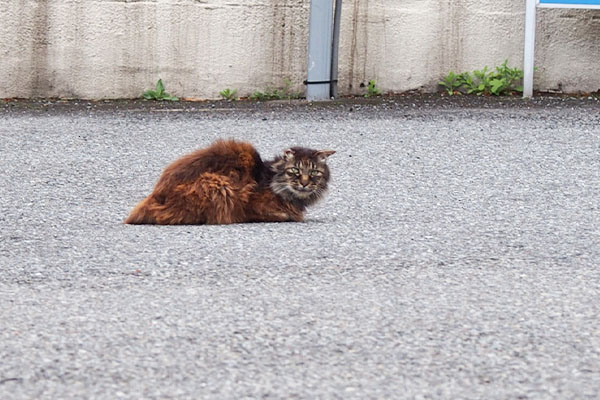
[1,0,599,99]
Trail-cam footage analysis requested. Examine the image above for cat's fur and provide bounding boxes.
[125,139,335,225]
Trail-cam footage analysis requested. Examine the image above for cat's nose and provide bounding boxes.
[300,175,310,187]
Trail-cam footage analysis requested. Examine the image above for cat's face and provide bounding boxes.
[270,147,335,205]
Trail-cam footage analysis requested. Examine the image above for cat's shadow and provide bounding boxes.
[301,218,330,224]
[121,218,332,227]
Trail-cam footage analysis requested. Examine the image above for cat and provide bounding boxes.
[125,139,335,225]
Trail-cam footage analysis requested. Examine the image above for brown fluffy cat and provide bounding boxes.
[125,139,335,225]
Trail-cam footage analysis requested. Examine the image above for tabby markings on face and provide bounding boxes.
[269,149,333,206]
[284,160,325,198]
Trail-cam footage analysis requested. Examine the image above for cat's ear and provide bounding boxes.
[283,149,295,161]
[315,150,336,162]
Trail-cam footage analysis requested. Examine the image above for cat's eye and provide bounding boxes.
[310,170,322,177]
[288,167,300,175]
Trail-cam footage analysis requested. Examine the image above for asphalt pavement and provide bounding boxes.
[1,96,599,399]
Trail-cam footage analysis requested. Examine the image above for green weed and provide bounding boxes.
[365,79,382,97]
[439,72,463,96]
[143,79,179,101]
[219,88,238,101]
[440,60,524,96]
[252,78,302,101]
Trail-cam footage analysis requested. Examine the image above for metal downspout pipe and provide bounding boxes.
[306,0,342,101]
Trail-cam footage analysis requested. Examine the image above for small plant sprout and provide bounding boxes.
[219,88,238,101]
[143,79,179,101]
[439,72,463,96]
[281,78,303,100]
[491,60,524,94]
[251,90,270,101]
[251,78,302,101]
[365,80,382,97]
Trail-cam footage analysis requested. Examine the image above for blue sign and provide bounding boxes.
[540,0,600,4]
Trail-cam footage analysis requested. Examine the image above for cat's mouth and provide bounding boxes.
[292,187,314,197]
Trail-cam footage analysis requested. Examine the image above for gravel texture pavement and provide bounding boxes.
[1,96,599,399]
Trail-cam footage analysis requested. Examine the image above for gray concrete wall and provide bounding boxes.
[1,0,599,99]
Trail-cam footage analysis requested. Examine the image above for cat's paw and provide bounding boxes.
[280,212,304,222]
[272,212,291,221]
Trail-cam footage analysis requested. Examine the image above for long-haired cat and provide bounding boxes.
[125,139,335,224]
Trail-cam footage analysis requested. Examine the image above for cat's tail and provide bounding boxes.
[124,196,158,224]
